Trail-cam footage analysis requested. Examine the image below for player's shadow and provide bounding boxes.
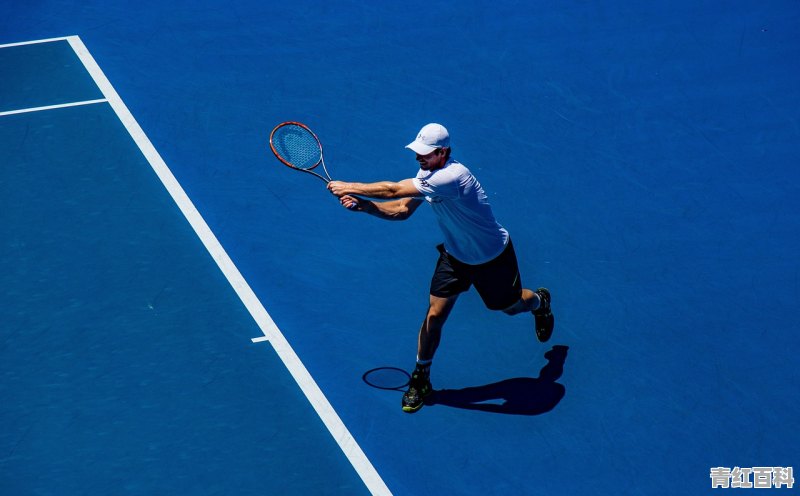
[427,345,569,415]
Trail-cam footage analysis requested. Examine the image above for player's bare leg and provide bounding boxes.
[403,294,458,413]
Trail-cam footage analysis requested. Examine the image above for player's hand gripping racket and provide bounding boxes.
[269,121,332,183]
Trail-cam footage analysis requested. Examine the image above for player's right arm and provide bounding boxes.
[328,179,421,200]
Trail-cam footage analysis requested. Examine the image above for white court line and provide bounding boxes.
[0,99,107,117]
[0,36,71,49]
[60,36,392,496]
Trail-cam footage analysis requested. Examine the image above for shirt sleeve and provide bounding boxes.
[412,168,460,199]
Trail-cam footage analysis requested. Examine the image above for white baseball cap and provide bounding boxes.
[405,123,450,155]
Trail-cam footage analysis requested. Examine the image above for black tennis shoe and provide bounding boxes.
[402,371,432,413]
[533,288,554,342]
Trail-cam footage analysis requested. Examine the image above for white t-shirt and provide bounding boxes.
[412,159,509,264]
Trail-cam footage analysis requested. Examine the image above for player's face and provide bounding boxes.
[416,148,448,171]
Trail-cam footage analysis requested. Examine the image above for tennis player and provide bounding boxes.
[327,123,554,413]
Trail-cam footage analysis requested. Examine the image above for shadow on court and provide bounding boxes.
[427,345,569,416]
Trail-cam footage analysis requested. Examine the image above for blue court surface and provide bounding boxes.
[2,2,798,495]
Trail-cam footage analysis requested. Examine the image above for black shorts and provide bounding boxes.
[429,240,523,311]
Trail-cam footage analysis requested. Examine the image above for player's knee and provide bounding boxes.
[426,308,447,326]
[425,304,452,329]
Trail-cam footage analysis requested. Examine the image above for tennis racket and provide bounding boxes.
[269,121,332,183]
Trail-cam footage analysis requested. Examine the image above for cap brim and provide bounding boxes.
[405,140,437,155]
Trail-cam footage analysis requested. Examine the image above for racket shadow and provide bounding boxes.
[426,345,569,416]
[362,366,411,391]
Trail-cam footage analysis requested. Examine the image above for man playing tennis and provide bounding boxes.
[327,123,554,413]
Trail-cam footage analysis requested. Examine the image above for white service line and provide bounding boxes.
[0,36,72,48]
[62,35,392,496]
[0,99,107,117]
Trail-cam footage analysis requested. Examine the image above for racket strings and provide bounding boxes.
[272,125,322,170]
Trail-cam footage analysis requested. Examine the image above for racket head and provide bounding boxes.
[269,121,324,171]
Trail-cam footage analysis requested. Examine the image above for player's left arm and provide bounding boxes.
[338,196,423,220]
[327,179,421,199]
